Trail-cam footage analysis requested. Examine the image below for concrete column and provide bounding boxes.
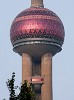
[32,61,41,100]
[41,53,52,100]
[35,93,41,100]
[22,53,32,84]
[31,0,44,7]
[32,61,41,76]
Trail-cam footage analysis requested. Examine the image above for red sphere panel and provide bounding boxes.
[10,7,65,46]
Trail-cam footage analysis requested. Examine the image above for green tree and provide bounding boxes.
[19,80,35,100]
[6,73,35,100]
[6,72,16,100]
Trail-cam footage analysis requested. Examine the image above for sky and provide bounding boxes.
[0,0,74,100]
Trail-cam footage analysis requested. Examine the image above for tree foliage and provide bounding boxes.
[6,72,35,100]
[19,80,35,100]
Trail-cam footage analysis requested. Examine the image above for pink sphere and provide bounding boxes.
[10,7,65,57]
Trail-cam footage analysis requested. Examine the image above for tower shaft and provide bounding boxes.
[22,53,32,83]
[22,53,52,100]
[41,53,52,100]
[31,0,44,7]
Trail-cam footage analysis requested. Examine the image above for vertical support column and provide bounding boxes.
[31,0,44,7]
[32,61,41,76]
[32,60,41,100]
[41,53,52,100]
[22,53,32,84]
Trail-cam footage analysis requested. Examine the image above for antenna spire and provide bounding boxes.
[31,0,44,7]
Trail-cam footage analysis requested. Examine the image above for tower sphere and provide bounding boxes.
[10,7,65,58]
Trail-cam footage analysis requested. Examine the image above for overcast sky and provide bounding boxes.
[0,0,74,100]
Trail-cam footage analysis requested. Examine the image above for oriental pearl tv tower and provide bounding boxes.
[10,0,65,100]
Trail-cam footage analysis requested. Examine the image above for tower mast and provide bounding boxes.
[31,0,44,7]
